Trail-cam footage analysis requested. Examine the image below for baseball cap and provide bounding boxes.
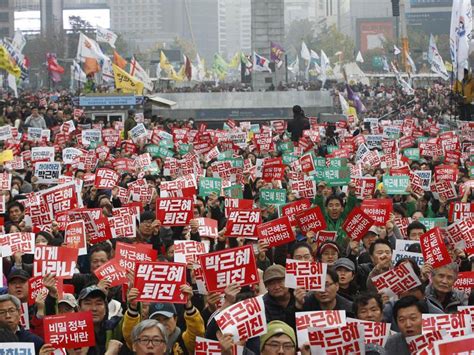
[319,242,339,255]
[365,226,379,236]
[148,303,177,319]
[263,265,286,284]
[260,321,296,352]
[77,286,107,303]
[140,211,155,222]
[7,269,30,283]
[58,293,78,308]
[333,258,356,272]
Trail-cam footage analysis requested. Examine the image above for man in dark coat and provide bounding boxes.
[287,105,310,142]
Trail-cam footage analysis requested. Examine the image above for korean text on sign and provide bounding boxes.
[156,198,194,226]
[296,311,346,346]
[43,311,95,349]
[225,209,261,238]
[285,259,327,291]
[371,261,421,297]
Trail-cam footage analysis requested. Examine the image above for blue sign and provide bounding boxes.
[78,96,142,107]
[410,0,453,7]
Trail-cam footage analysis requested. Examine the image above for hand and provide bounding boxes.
[420,263,433,282]
[294,287,307,309]
[126,269,135,287]
[218,333,235,355]
[151,219,161,234]
[206,292,222,312]
[300,343,311,355]
[13,251,23,265]
[43,274,57,298]
[180,284,194,308]
[39,344,56,355]
[127,287,140,311]
[224,283,241,305]
[35,289,48,316]
[105,340,123,355]
[257,239,269,260]
[218,228,227,242]
[97,279,111,294]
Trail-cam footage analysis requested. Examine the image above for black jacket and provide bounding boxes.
[287,115,310,142]
[303,293,355,318]
[263,292,298,331]
[16,327,44,353]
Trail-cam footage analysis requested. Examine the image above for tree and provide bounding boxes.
[173,36,197,60]
[285,19,316,58]
[313,25,355,64]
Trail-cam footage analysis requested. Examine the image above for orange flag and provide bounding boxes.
[113,51,127,69]
[84,57,100,75]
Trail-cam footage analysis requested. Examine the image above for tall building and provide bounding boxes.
[218,0,251,59]
[0,0,14,38]
[285,0,317,28]
[40,0,63,36]
[315,0,351,35]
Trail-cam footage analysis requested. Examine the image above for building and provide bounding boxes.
[0,0,14,38]
[315,0,351,35]
[284,0,317,28]
[218,0,251,60]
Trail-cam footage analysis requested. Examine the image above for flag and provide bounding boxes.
[339,93,350,115]
[184,55,192,81]
[253,52,272,73]
[356,51,364,63]
[8,74,17,98]
[112,64,144,95]
[320,50,330,82]
[310,50,319,60]
[195,53,205,81]
[271,41,285,69]
[407,53,417,73]
[288,57,299,74]
[83,58,100,76]
[450,0,472,80]
[0,39,27,80]
[301,41,311,61]
[12,31,26,53]
[398,76,415,95]
[46,53,64,83]
[156,63,161,79]
[0,46,21,78]
[160,51,177,78]
[72,60,87,83]
[428,34,449,80]
[96,26,117,48]
[383,56,390,72]
[212,53,228,78]
[393,45,401,55]
[113,51,127,70]
[228,52,242,69]
[102,58,114,83]
[77,33,107,62]
[130,56,153,91]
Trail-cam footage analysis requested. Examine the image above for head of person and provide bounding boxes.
[7,270,29,303]
[35,231,53,246]
[263,265,289,300]
[361,227,379,250]
[78,286,107,324]
[407,221,426,241]
[6,201,24,223]
[74,169,85,180]
[58,293,78,314]
[353,292,384,322]
[325,195,344,220]
[260,321,297,355]
[333,258,355,289]
[89,243,111,273]
[132,319,168,355]
[0,294,21,332]
[316,241,340,265]
[314,268,339,307]
[369,239,392,267]
[290,242,314,262]
[139,211,156,238]
[431,263,458,296]
[148,303,178,336]
[31,107,39,117]
[393,295,427,338]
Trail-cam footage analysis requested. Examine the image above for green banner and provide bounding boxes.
[223,184,243,199]
[143,161,160,174]
[260,188,286,206]
[327,146,338,154]
[383,175,410,195]
[178,143,192,155]
[225,157,244,168]
[419,218,448,230]
[470,165,474,177]
[158,139,174,149]
[403,148,420,161]
[282,153,298,165]
[217,151,233,160]
[314,167,351,187]
[277,141,294,153]
[417,137,429,144]
[198,177,222,197]
[314,157,327,168]
[146,144,174,158]
[328,158,347,168]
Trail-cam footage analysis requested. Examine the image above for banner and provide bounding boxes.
[296,311,346,346]
[195,217,219,239]
[94,168,120,189]
[33,245,78,278]
[199,177,222,197]
[134,261,187,303]
[420,227,451,268]
[285,259,327,291]
[342,207,375,241]
[259,188,286,206]
[34,162,61,184]
[114,242,157,271]
[198,245,259,292]
[257,216,295,248]
[44,311,95,348]
[308,323,365,354]
[113,63,144,95]
[295,206,327,234]
[156,198,194,226]
[93,259,128,288]
[371,261,422,297]
[383,175,409,194]
[225,209,261,238]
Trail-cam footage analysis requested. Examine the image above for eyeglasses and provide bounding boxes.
[135,337,166,346]
[0,308,19,317]
[265,342,295,352]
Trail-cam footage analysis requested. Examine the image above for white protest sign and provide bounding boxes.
[34,162,61,184]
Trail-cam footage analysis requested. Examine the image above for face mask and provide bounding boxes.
[11,189,19,197]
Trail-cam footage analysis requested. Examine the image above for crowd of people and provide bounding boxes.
[0,80,472,355]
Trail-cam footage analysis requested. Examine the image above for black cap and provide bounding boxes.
[7,269,30,282]
[77,286,107,303]
[140,211,155,222]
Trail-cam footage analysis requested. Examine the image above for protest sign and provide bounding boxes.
[0,232,35,257]
[81,129,102,146]
[224,198,253,218]
[406,331,445,355]
[195,337,243,355]
[285,259,327,291]
[195,217,219,239]
[215,296,267,342]
[44,311,95,348]
[198,245,259,292]
[371,262,422,297]
[342,207,375,241]
[308,323,365,354]
[434,164,458,183]
[33,245,78,278]
[347,318,391,347]
[34,162,61,184]
[351,177,377,199]
[432,180,458,201]
[392,250,424,267]
[0,172,11,190]
[360,199,392,226]
[295,311,346,346]
[156,198,194,226]
[63,220,87,256]
[225,209,261,238]
[280,199,312,227]
[94,168,120,189]
[259,188,286,206]
[413,170,432,191]
[109,209,136,239]
[383,175,409,195]
[31,146,55,162]
[114,242,157,271]
[262,164,285,181]
[199,177,222,197]
[422,313,471,337]
[134,261,187,303]
[0,343,34,354]
[418,217,448,230]
[453,271,474,294]
[448,202,474,223]
[289,178,317,199]
[295,206,327,234]
[174,240,208,264]
[62,147,83,164]
[93,259,128,288]
[257,216,295,248]
[420,227,451,269]
[432,334,474,355]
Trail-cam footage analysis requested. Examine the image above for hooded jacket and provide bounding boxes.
[424,284,468,314]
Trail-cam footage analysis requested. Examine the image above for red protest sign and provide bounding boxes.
[298,154,315,173]
[225,209,261,238]
[453,271,474,294]
[93,259,128,288]
[64,221,87,255]
[174,240,208,264]
[156,198,194,226]
[448,202,474,223]
[342,207,374,242]
[351,177,377,199]
[0,232,35,257]
[215,296,267,342]
[434,165,458,183]
[44,311,95,348]
[422,313,471,338]
[308,323,364,354]
[28,276,49,306]
[196,217,219,239]
[371,262,422,296]
[224,198,253,218]
[295,206,327,234]
[285,259,327,291]
[33,245,78,278]
[360,199,392,226]
[433,334,474,355]
[114,242,157,270]
[134,261,187,303]
[262,164,285,182]
[257,216,295,248]
[94,168,120,189]
[420,227,451,269]
[281,199,312,227]
[198,245,259,292]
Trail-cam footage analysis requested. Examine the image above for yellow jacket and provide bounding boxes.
[453,75,474,104]
[122,307,205,355]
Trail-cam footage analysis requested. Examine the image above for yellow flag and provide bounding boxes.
[228,52,241,69]
[0,46,21,78]
[112,64,144,95]
[0,149,13,163]
[171,65,186,81]
[160,51,177,78]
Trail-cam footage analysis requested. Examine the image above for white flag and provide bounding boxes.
[101,58,114,83]
[407,54,417,73]
[450,0,472,80]
[156,63,161,80]
[310,49,319,60]
[96,26,118,49]
[196,53,206,81]
[320,50,330,75]
[428,34,450,80]
[8,74,17,98]
[76,32,108,62]
[383,57,390,72]
[301,41,311,61]
[12,31,26,53]
[339,93,350,115]
[288,57,300,74]
[393,45,401,55]
[72,60,87,83]
[130,56,153,91]
[253,52,272,73]
[356,51,364,63]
